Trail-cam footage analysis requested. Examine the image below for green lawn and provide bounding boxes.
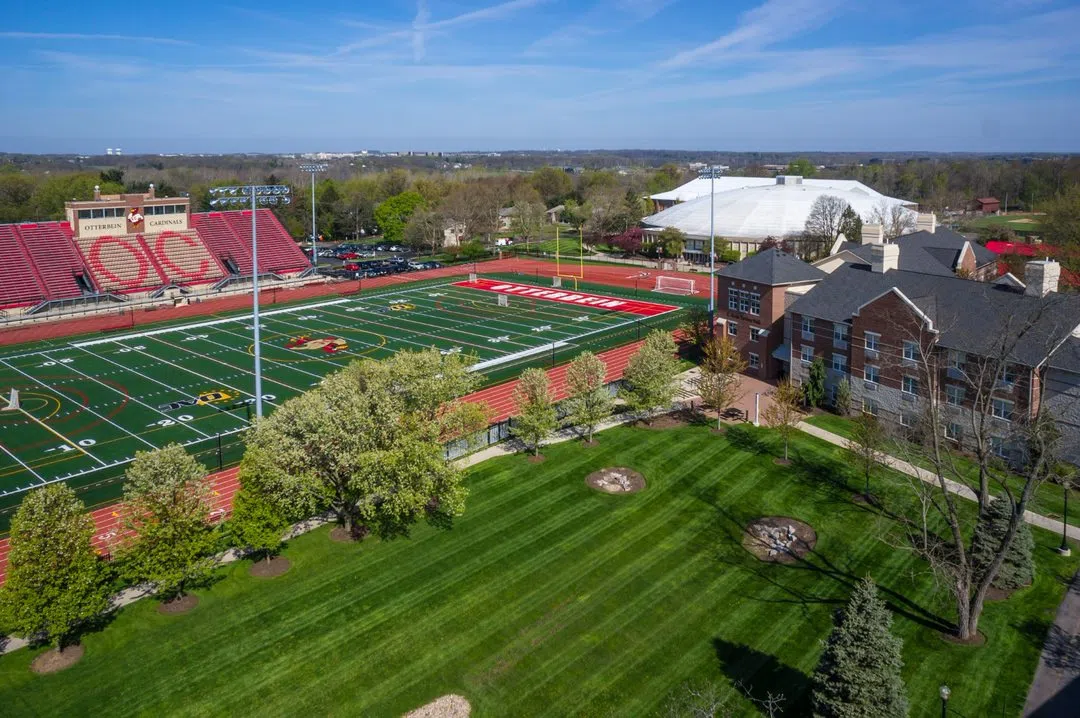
[959,213,1043,237]
[0,423,1074,716]
[804,411,1080,529]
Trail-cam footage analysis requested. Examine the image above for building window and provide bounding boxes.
[990,436,1009,459]
[831,354,847,373]
[949,350,966,371]
[78,209,91,219]
[900,412,917,428]
[902,375,918,395]
[749,293,761,316]
[801,345,814,365]
[750,327,762,343]
[992,398,1014,422]
[862,398,879,416]
[727,322,738,337]
[728,289,738,311]
[834,323,849,343]
[864,365,879,385]
[749,353,760,369]
[801,316,814,339]
[945,422,962,441]
[865,332,880,354]
[945,384,965,406]
[1001,365,1019,387]
[903,341,918,362]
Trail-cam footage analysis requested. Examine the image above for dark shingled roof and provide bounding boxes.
[717,248,826,286]
[1049,336,1080,374]
[788,263,1080,367]
[835,228,997,278]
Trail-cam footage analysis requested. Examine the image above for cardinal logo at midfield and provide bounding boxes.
[285,336,348,353]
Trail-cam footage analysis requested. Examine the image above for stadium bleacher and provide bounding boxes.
[147,230,226,286]
[0,209,307,311]
[221,209,310,274]
[189,212,253,274]
[74,234,168,293]
[0,225,48,308]
[16,222,94,300]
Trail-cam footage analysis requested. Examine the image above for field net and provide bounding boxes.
[653,276,697,295]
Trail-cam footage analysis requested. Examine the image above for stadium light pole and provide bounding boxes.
[299,163,327,269]
[208,184,291,420]
[708,166,716,332]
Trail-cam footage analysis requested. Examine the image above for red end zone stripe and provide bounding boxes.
[452,278,676,317]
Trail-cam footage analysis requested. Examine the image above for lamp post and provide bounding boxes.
[939,684,950,718]
[208,184,291,420]
[299,163,327,269]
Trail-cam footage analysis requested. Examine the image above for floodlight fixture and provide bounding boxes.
[299,164,328,268]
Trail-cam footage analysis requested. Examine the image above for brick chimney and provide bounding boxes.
[871,243,899,273]
[1024,259,1060,297]
[861,224,884,245]
[915,212,937,233]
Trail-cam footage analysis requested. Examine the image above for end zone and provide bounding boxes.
[453,278,676,317]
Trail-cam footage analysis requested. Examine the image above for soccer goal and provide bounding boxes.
[653,276,697,295]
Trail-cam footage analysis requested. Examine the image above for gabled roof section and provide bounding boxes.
[718,248,826,286]
[787,263,1080,367]
[835,227,997,277]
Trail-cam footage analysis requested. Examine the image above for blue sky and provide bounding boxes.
[1,0,1079,153]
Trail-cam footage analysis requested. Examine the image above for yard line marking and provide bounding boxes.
[0,357,159,450]
[0,440,45,483]
[16,406,105,465]
[69,298,355,348]
[62,348,218,439]
[137,334,302,397]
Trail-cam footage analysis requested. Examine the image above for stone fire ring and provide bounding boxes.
[586,467,646,494]
[743,516,817,564]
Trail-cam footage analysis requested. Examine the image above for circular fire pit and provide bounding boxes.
[743,516,817,563]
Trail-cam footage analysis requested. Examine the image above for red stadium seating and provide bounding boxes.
[74,234,168,293]
[16,222,92,300]
[221,209,309,274]
[144,230,226,286]
[189,212,253,274]
[0,225,48,308]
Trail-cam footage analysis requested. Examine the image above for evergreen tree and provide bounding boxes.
[833,378,852,416]
[972,498,1035,590]
[0,485,108,649]
[804,357,827,408]
[838,205,863,243]
[811,577,909,718]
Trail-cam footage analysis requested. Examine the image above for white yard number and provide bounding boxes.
[532,325,552,333]
[487,335,510,344]
[182,334,209,342]
[39,358,75,367]
[573,315,589,322]
[294,315,318,321]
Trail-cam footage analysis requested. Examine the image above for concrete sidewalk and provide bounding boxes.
[1023,570,1080,716]
[798,421,1080,542]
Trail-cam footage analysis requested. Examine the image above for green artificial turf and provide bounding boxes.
[0,424,1073,717]
[0,274,696,519]
[804,412,1080,529]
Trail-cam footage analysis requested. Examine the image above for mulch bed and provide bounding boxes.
[249,556,291,578]
[636,411,695,430]
[528,454,547,464]
[30,644,84,674]
[157,593,199,615]
[586,467,646,494]
[852,493,880,508]
[743,517,817,564]
[940,630,988,647]
[330,526,359,543]
[773,458,792,466]
[581,439,599,448]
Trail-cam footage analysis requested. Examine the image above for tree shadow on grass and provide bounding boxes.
[724,424,772,456]
[712,638,811,715]
[699,487,955,635]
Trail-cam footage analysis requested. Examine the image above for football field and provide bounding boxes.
[0,274,686,514]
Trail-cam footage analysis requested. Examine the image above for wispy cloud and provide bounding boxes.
[0,31,192,46]
[412,0,431,61]
[658,0,843,68]
[37,50,147,77]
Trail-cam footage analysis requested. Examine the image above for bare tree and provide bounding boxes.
[698,335,747,430]
[873,296,1070,640]
[803,194,849,258]
[870,200,917,241]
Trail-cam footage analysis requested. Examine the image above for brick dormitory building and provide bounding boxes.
[715,216,1080,466]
